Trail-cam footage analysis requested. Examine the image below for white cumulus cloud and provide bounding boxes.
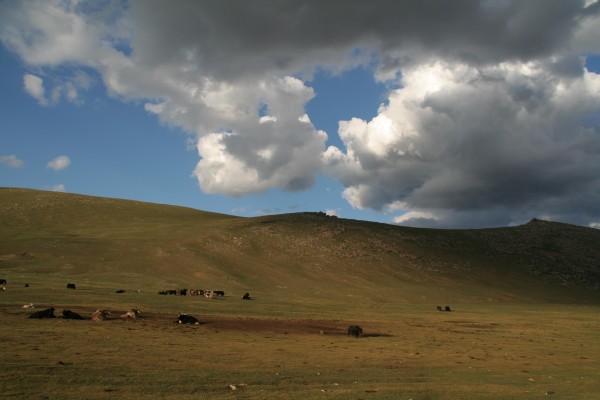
[23,73,47,106]
[50,184,66,192]
[325,60,600,227]
[0,155,24,168]
[47,155,71,171]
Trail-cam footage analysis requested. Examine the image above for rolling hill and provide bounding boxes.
[1,187,599,304]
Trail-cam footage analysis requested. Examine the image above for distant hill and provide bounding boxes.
[1,187,599,303]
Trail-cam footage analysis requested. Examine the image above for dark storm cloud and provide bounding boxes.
[130,0,597,78]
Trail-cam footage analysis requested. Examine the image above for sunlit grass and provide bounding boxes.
[1,279,599,399]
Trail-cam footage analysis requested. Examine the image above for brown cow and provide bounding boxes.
[91,309,111,321]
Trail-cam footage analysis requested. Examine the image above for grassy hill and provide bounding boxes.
[2,188,600,399]
[1,187,599,304]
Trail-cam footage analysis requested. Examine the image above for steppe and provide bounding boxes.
[1,188,599,399]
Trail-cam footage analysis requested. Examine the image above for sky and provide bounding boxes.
[1,0,600,229]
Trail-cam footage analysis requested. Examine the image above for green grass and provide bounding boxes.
[1,284,600,399]
[1,188,600,398]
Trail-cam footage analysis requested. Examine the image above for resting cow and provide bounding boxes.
[62,309,84,320]
[347,325,363,338]
[175,313,200,325]
[213,290,225,297]
[91,309,111,321]
[29,307,56,319]
[242,292,251,300]
[120,308,141,319]
[67,283,76,289]
[0,279,6,285]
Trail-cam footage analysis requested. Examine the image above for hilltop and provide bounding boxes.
[1,187,599,303]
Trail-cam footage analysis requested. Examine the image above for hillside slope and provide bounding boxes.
[1,188,599,303]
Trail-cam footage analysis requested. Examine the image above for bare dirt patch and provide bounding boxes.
[139,312,353,336]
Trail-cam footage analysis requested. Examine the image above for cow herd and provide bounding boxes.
[5,278,470,339]
[158,288,225,298]
[26,306,204,325]
[27,307,142,321]
[8,280,235,327]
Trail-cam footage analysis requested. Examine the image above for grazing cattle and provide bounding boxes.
[158,290,168,295]
[214,290,225,297]
[29,307,56,319]
[67,283,76,290]
[22,303,35,309]
[179,288,188,296]
[0,279,6,285]
[204,291,216,299]
[168,289,177,295]
[115,289,126,293]
[0,286,5,292]
[175,313,200,325]
[444,306,452,312]
[91,309,111,321]
[242,292,251,300]
[347,325,363,338]
[62,309,84,320]
[437,306,443,312]
[120,308,141,319]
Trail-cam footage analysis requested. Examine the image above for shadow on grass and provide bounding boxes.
[360,333,394,338]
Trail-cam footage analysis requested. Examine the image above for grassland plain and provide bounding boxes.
[1,188,600,399]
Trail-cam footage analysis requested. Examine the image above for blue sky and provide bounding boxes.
[0,44,388,222]
[1,1,600,229]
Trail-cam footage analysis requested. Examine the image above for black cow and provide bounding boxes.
[175,313,200,325]
[29,307,56,319]
[168,289,177,295]
[67,283,76,289]
[347,325,363,338]
[115,289,126,293]
[214,290,225,297]
[179,288,188,296]
[444,306,452,312]
[242,292,251,300]
[0,279,6,285]
[62,309,84,320]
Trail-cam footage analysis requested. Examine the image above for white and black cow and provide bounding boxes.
[175,313,200,325]
[120,308,141,319]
